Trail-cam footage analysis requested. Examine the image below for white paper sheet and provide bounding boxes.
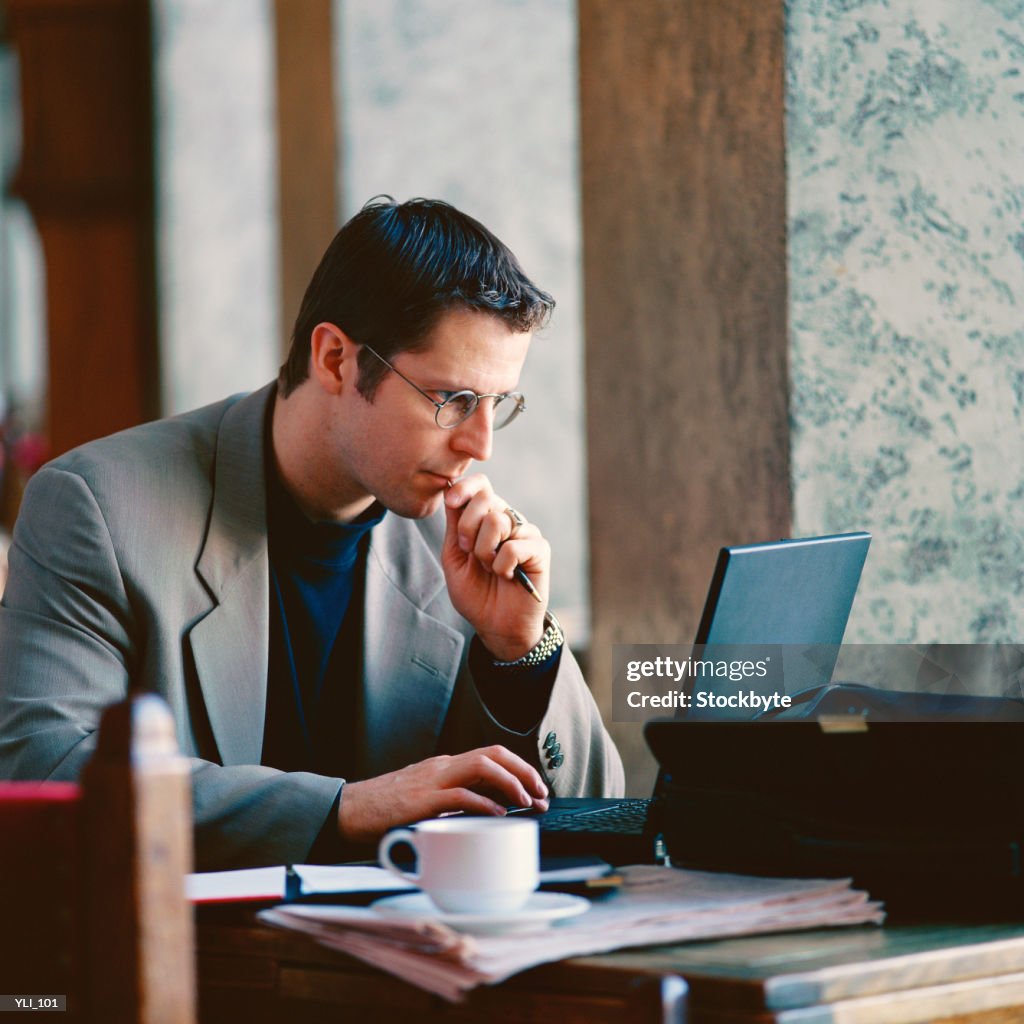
[186,864,415,903]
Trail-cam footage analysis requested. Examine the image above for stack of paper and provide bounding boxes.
[258,865,884,1002]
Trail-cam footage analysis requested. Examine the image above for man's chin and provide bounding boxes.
[383,489,445,520]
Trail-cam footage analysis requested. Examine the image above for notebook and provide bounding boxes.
[537,531,871,862]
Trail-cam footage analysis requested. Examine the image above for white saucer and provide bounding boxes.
[370,891,590,935]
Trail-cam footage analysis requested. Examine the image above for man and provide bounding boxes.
[0,197,624,869]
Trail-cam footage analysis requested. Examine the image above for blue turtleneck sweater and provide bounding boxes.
[260,460,384,778]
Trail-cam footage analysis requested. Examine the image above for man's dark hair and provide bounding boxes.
[279,196,556,398]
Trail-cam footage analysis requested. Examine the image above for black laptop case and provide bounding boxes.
[645,714,1024,919]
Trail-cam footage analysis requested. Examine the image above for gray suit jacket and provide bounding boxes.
[0,385,623,868]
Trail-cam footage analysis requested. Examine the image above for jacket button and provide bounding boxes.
[549,754,564,768]
[543,731,557,750]
[548,742,561,758]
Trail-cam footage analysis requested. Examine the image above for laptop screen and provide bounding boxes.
[683,532,871,718]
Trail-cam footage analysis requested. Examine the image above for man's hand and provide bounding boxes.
[442,474,549,661]
[336,745,550,844]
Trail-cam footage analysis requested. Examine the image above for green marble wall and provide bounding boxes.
[787,0,1024,641]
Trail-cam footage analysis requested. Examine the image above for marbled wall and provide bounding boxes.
[787,0,1024,642]
[339,0,586,628]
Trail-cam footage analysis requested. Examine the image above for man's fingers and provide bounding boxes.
[492,537,548,580]
[469,506,543,571]
[337,747,550,844]
[443,472,491,511]
[443,750,535,807]
[443,475,546,582]
[442,502,464,560]
[466,745,548,800]
[473,508,507,566]
[428,788,507,818]
[445,476,501,555]
[455,490,499,554]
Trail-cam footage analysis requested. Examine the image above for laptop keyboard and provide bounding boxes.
[541,799,651,834]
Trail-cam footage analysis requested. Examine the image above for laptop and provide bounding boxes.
[536,532,872,862]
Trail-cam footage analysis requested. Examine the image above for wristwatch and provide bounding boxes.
[492,610,565,669]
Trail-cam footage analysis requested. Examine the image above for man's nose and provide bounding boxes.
[450,401,495,462]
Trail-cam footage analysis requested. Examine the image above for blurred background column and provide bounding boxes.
[273,0,337,353]
[0,31,46,538]
[4,0,159,458]
[580,0,791,792]
[152,0,280,413]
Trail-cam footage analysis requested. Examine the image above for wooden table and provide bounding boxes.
[584,923,1024,1023]
[197,909,1024,1024]
[197,909,687,1024]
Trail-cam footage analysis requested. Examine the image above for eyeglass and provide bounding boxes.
[362,345,526,430]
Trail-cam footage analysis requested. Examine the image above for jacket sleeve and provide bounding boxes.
[0,466,342,870]
[440,630,625,799]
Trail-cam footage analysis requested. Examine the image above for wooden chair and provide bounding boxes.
[0,694,196,1023]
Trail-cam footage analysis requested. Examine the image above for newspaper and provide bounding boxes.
[258,865,884,1002]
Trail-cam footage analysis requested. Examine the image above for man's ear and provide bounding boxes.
[309,322,358,394]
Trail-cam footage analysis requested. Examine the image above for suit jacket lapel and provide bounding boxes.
[189,384,274,766]
[186,386,463,774]
[360,515,465,778]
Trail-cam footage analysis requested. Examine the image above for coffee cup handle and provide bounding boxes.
[378,828,420,884]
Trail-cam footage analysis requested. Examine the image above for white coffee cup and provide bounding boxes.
[378,817,539,915]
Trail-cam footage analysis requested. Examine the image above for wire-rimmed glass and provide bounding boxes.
[363,345,526,430]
